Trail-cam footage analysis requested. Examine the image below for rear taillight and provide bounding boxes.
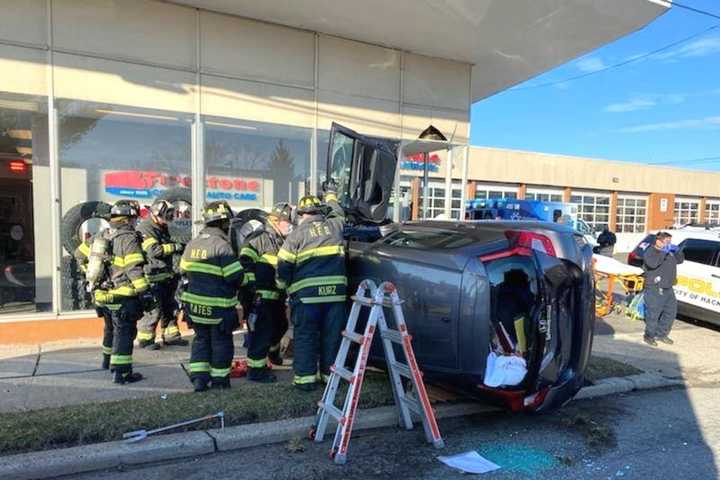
[507,231,556,257]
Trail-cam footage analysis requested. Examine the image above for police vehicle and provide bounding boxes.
[628,227,720,326]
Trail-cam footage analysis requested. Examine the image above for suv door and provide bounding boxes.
[675,238,720,320]
[326,122,397,223]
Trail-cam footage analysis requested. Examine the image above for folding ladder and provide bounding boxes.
[313,279,444,464]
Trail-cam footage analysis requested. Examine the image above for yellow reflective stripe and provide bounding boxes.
[276,278,287,290]
[325,192,338,202]
[189,362,210,373]
[164,326,180,336]
[146,272,173,282]
[294,374,317,385]
[258,254,278,266]
[257,290,281,300]
[210,367,231,377]
[110,354,132,365]
[188,314,222,325]
[78,243,91,257]
[107,286,136,296]
[137,331,155,341]
[222,261,243,277]
[180,259,223,276]
[247,358,267,369]
[162,243,175,255]
[142,237,159,251]
[240,247,260,261]
[102,346,113,355]
[300,295,346,304]
[180,292,238,308]
[113,253,145,267]
[277,248,296,263]
[242,272,256,286]
[132,277,149,291]
[296,245,345,264]
[288,275,347,294]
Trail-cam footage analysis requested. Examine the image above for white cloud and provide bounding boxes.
[620,116,720,133]
[575,57,607,73]
[653,36,720,60]
[604,93,689,113]
[605,98,657,113]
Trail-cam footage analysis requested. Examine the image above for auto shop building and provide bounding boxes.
[0,0,668,334]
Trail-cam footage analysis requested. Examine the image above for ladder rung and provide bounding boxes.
[401,396,422,415]
[318,402,344,423]
[331,365,354,382]
[390,360,412,379]
[342,330,364,344]
[381,329,404,345]
[351,296,404,308]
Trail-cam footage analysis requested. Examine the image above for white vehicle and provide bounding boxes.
[629,228,720,326]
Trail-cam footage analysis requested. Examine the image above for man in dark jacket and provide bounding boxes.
[239,202,293,383]
[85,200,150,384]
[642,231,684,346]
[277,185,347,391]
[180,201,245,392]
[596,227,617,257]
[136,200,188,349]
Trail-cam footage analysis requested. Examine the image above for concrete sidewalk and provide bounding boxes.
[0,333,294,413]
[593,311,720,386]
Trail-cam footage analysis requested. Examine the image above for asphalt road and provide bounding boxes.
[69,385,719,480]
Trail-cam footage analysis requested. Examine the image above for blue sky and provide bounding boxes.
[470,0,720,171]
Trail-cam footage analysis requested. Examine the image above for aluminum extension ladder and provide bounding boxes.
[312,279,444,464]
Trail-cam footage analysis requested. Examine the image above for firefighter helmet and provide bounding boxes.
[297,195,322,215]
[110,200,140,218]
[269,202,292,222]
[150,199,175,222]
[202,201,234,225]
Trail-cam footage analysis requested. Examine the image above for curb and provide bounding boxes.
[0,374,680,480]
[574,372,683,400]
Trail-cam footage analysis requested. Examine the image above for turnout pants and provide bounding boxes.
[291,300,346,386]
[138,277,181,343]
[246,299,289,369]
[98,306,113,361]
[108,297,143,374]
[188,307,236,384]
[643,287,678,339]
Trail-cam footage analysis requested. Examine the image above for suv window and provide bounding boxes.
[381,229,475,249]
[680,239,720,266]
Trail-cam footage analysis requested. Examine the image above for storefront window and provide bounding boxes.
[570,192,611,231]
[526,188,563,202]
[0,92,52,315]
[475,184,518,200]
[674,199,700,226]
[616,196,647,233]
[706,200,720,225]
[204,118,311,211]
[58,100,192,311]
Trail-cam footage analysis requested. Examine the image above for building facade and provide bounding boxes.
[0,0,669,330]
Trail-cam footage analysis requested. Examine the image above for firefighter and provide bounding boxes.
[277,184,347,392]
[74,230,114,370]
[86,200,150,384]
[136,200,188,349]
[180,201,244,392]
[239,202,293,383]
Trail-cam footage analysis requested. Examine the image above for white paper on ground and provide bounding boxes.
[438,451,501,474]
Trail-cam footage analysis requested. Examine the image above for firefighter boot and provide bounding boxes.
[247,367,277,383]
[193,377,209,392]
[113,371,144,384]
[268,347,283,366]
[163,337,189,347]
[101,354,110,370]
[138,340,161,351]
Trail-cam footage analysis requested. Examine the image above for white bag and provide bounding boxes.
[483,352,527,387]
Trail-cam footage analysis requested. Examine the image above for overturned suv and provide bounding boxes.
[325,123,595,412]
